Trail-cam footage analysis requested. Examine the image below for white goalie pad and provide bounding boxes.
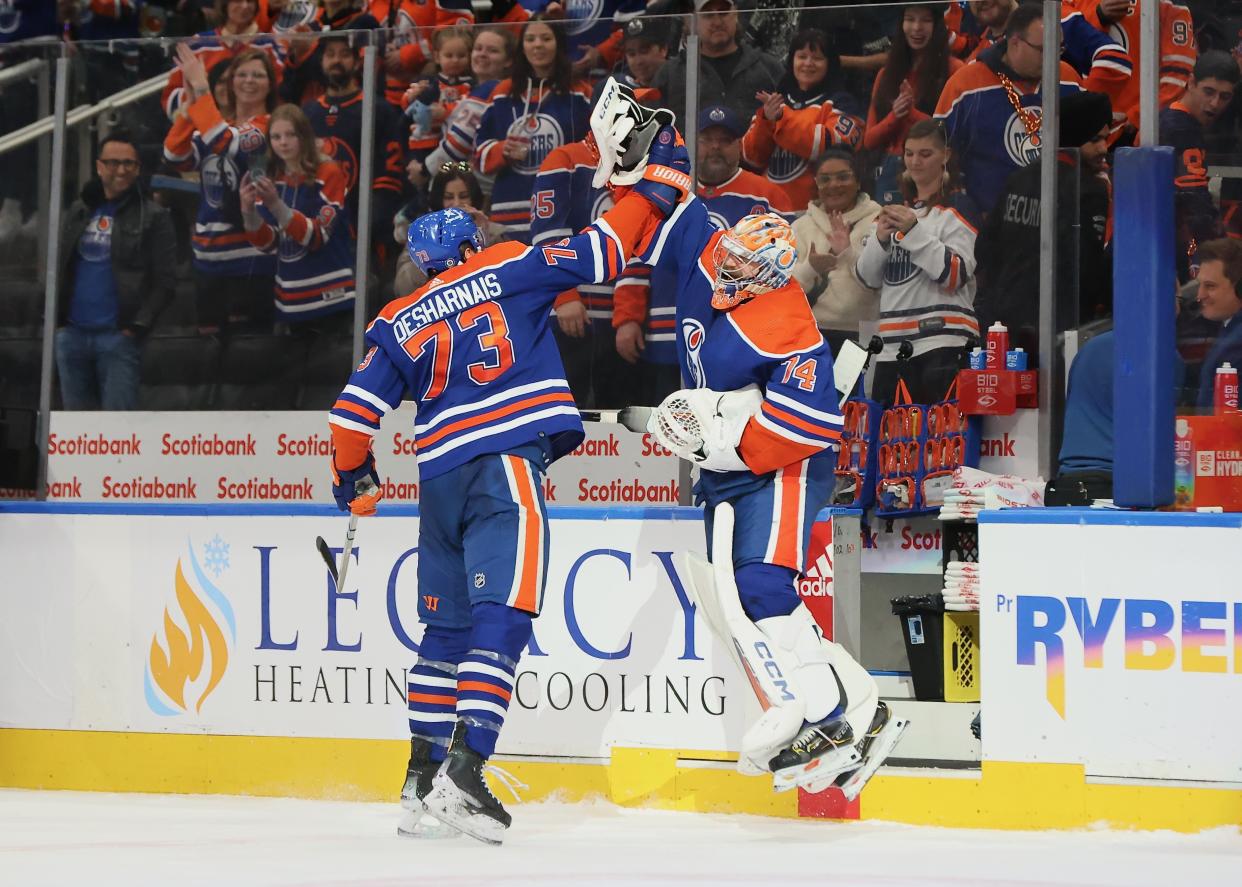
[648,385,762,473]
[681,502,883,780]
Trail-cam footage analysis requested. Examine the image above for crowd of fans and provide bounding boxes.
[1,0,1240,420]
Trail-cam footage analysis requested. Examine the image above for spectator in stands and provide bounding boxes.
[371,0,478,107]
[162,0,283,119]
[856,119,980,406]
[392,164,501,296]
[1193,238,1242,410]
[64,0,142,103]
[276,2,381,106]
[613,16,671,90]
[516,0,647,81]
[653,0,783,124]
[791,150,881,357]
[934,3,1086,213]
[531,138,639,408]
[422,25,516,184]
[696,105,788,219]
[1161,51,1238,280]
[975,91,1114,362]
[1070,0,1196,145]
[865,5,962,204]
[474,17,591,243]
[164,45,278,333]
[404,27,476,161]
[741,27,863,215]
[54,131,175,411]
[240,104,355,329]
[303,33,407,260]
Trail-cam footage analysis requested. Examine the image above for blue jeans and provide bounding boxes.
[55,326,141,410]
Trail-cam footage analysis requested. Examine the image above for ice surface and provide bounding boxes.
[1,789,1238,887]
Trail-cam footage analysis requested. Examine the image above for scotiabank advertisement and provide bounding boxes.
[0,508,839,756]
[44,409,681,506]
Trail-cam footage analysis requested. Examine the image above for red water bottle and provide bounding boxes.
[1216,362,1239,414]
[986,322,1009,370]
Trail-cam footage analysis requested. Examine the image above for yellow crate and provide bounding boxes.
[942,611,980,702]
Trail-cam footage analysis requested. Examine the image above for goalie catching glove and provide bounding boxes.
[589,78,692,214]
[648,385,762,473]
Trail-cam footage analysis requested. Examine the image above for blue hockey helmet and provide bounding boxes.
[406,208,485,275]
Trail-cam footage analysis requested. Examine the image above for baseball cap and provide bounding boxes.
[694,0,735,10]
[697,105,745,138]
[623,16,672,48]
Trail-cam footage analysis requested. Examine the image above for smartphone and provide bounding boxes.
[249,155,268,182]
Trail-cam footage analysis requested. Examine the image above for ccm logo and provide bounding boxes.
[754,641,796,702]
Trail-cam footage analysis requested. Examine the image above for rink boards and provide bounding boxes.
[1,503,1240,831]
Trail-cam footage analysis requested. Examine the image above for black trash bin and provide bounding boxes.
[891,593,946,701]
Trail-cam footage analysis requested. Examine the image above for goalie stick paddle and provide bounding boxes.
[578,406,652,434]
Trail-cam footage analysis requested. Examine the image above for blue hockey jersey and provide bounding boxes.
[475,79,592,243]
[530,140,615,331]
[162,94,277,278]
[632,197,844,502]
[328,193,663,479]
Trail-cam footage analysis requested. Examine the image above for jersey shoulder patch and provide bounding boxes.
[727,284,822,358]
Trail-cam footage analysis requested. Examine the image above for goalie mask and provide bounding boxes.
[711,214,798,310]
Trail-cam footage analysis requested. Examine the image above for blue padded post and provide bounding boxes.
[1112,147,1175,508]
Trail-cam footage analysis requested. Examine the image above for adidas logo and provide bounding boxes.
[798,551,833,597]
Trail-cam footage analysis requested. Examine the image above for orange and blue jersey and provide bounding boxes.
[162,94,276,278]
[368,0,475,107]
[519,0,645,66]
[1066,0,1195,137]
[612,169,785,367]
[160,29,285,119]
[531,140,616,332]
[475,79,593,243]
[405,73,475,153]
[741,92,864,213]
[934,45,1084,212]
[328,192,662,480]
[437,79,500,166]
[246,160,355,321]
[303,90,407,236]
[630,196,844,502]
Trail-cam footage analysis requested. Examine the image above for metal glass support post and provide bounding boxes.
[36,61,50,287]
[678,29,701,507]
[36,57,71,501]
[1139,0,1158,146]
[352,42,378,364]
[1037,0,1062,482]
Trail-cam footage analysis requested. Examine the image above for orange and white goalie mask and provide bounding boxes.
[711,213,798,311]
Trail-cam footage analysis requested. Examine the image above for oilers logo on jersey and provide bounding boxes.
[765,146,808,185]
[200,155,240,210]
[681,317,707,389]
[562,0,605,35]
[506,114,567,175]
[0,3,20,35]
[318,136,359,191]
[882,243,920,287]
[1003,111,1043,168]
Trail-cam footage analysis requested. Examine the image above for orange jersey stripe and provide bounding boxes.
[762,401,840,440]
[333,400,381,424]
[407,692,457,706]
[416,391,575,450]
[507,454,543,614]
[773,465,804,570]
[458,680,513,703]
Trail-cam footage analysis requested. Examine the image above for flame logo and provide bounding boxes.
[144,541,235,716]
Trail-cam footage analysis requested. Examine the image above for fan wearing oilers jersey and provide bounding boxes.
[617,112,906,798]
[325,84,689,844]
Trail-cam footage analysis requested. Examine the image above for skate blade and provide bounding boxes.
[423,786,507,846]
[837,717,910,802]
[397,808,461,840]
[771,745,862,794]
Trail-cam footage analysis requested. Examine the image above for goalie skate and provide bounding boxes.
[768,714,861,793]
[834,703,910,801]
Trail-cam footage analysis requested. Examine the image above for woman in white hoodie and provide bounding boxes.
[791,150,882,357]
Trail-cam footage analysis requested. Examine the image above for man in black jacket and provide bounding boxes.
[975,90,1115,364]
[55,131,174,410]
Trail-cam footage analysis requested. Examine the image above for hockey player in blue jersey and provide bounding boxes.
[326,89,687,845]
[592,89,907,797]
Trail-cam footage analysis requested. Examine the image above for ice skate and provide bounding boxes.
[833,702,910,801]
[768,713,861,793]
[422,723,513,846]
[396,737,459,839]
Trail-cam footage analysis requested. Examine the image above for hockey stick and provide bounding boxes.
[314,479,377,590]
[577,406,653,433]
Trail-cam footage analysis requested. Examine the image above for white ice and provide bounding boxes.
[1,788,1239,887]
